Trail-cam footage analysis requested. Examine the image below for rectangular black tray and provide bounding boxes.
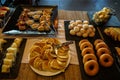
[2,5,58,36]
[75,39,120,80]
[64,21,101,41]
[0,38,26,79]
[98,26,120,67]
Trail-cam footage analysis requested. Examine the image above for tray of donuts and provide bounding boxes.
[64,20,100,41]
[75,39,120,80]
[0,38,26,79]
[2,5,58,35]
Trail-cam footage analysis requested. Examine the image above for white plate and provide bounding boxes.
[28,52,71,76]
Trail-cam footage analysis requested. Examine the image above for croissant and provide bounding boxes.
[104,27,120,41]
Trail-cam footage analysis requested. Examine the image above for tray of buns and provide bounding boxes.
[64,20,100,41]
[2,5,58,36]
[75,38,120,80]
[0,38,26,79]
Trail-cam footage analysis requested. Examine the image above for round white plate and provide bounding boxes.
[28,53,71,76]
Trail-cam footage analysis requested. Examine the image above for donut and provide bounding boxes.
[83,54,97,64]
[79,39,89,46]
[95,42,108,50]
[80,42,93,50]
[97,48,110,58]
[94,39,104,46]
[81,48,94,56]
[99,54,113,67]
[84,60,99,76]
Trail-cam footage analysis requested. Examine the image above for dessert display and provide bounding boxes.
[1,38,23,73]
[104,27,120,41]
[29,38,71,76]
[16,8,52,31]
[68,20,95,38]
[79,39,99,76]
[92,7,112,24]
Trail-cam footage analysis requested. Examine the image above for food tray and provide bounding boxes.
[2,5,58,36]
[88,11,120,26]
[0,38,26,79]
[75,39,120,80]
[64,21,101,41]
[98,26,120,68]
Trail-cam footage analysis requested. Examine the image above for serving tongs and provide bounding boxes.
[51,41,73,57]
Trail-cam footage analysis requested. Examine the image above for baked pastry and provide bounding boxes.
[29,38,70,72]
[104,27,120,41]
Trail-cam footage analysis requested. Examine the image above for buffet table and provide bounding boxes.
[1,9,120,80]
[0,10,89,80]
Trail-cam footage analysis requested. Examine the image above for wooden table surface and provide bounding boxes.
[1,10,89,80]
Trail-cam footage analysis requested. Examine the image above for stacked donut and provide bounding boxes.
[94,39,114,67]
[79,39,99,76]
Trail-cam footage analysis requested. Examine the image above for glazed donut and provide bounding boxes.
[84,60,99,76]
[79,39,89,46]
[97,48,110,58]
[83,54,97,64]
[99,54,113,67]
[81,48,94,56]
[80,42,93,50]
[95,42,108,50]
[94,39,104,46]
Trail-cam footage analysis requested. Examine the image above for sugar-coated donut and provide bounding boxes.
[99,54,113,67]
[83,54,97,64]
[82,48,94,56]
[97,48,110,58]
[80,42,93,50]
[84,60,99,76]
[95,42,108,50]
[94,39,104,46]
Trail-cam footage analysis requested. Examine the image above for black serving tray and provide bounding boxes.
[64,21,101,41]
[2,5,58,36]
[0,38,26,79]
[88,11,120,26]
[75,39,120,80]
[98,26,120,68]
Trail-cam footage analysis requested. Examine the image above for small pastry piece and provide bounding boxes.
[27,11,35,17]
[30,23,39,30]
[70,30,76,35]
[14,38,23,47]
[32,15,40,20]
[5,53,15,62]
[3,59,13,67]
[35,10,42,15]
[1,65,10,73]
[82,24,89,30]
[37,25,45,31]
[26,19,34,26]
[76,20,82,24]
[73,26,80,32]
[83,20,89,24]
[7,47,18,56]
